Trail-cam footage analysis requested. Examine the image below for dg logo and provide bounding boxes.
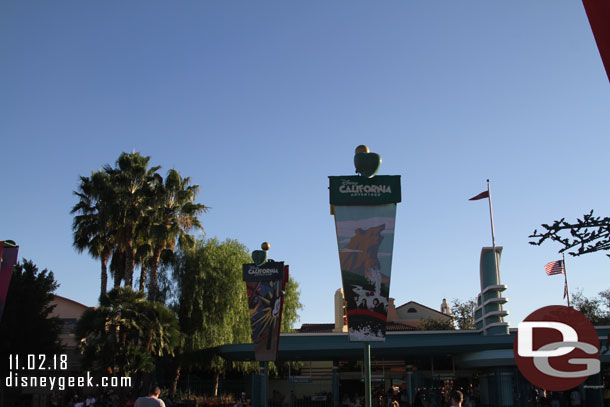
[514,305,600,391]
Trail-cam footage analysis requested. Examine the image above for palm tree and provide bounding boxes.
[71,170,115,298]
[72,152,206,298]
[135,236,153,292]
[104,152,160,288]
[76,287,179,380]
[146,169,207,301]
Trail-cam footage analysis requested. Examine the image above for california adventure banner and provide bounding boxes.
[330,175,401,342]
[243,262,288,361]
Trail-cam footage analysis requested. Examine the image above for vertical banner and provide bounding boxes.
[243,262,288,361]
[0,242,19,322]
[330,175,401,342]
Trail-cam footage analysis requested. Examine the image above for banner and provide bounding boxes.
[330,174,401,342]
[243,262,288,361]
[0,242,19,322]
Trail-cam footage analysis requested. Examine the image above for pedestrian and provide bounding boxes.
[570,389,582,406]
[235,391,250,407]
[134,387,166,407]
[450,391,463,407]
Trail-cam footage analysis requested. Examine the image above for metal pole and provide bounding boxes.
[364,343,372,407]
[563,253,570,307]
[333,363,340,407]
[260,362,268,407]
[406,367,413,407]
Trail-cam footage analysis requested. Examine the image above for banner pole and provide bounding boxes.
[364,342,372,407]
[260,361,268,407]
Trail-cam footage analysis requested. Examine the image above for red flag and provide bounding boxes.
[469,191,489,201]
[545,260,565,276]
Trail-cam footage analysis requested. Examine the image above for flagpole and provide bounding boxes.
[563,253,570,307]
[487,179,499,283]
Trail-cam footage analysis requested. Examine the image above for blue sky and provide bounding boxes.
[1,1,609,329]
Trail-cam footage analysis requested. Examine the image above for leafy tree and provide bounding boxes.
[171,238,252,396]
[529,210,610,258]
[0,260,63,401]
[451,297,477,330]
[0,259,63,354]
[570,288,610,325]
[170,238,302,396]
[418,318,454,331]
[281,276,303,332]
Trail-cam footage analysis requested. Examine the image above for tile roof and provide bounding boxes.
[298,322,418,333]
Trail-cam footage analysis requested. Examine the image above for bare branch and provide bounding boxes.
[529,210,610,258]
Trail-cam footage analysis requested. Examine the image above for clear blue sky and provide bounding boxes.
[1,1,609,329]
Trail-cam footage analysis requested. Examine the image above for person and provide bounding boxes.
[86,395,96,406]
[96,393,108,407]
[109,391,120,407]
[359,299,368,310]
[450,390,463,407]
[135,387,166,407]
[570,389,582,406]
[50,391,59,407]
[550,392,560,407]
[235,391,250,407]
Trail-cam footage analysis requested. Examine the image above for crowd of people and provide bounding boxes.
[337,386,470,407]
[43,384,590,407]
[49,391,121,407]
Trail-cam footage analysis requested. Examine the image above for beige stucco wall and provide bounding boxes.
[50,295,89,319]
[49,296,90,352]
[395,302,452,322]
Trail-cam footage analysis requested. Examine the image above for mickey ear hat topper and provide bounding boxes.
[354,145,382,178]
[251,242,270,266]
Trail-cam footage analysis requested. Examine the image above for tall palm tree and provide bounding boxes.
[71,170,115,298]
[146,169,207,301]
[105,152,160,288]
[134,227,153,292]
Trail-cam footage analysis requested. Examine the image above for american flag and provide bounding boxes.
[545,260,565,276]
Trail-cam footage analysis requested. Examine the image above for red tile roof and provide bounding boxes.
[298,322,417,333]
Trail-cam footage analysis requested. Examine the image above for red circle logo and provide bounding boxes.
[514,305,600,391]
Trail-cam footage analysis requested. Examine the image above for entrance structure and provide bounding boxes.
[218,245,610,407]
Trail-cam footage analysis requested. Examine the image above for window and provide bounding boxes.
[60,318,78,334]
